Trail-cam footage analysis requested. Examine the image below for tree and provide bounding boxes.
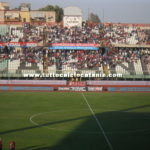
[88,13,101,23]
[39,5,63,22]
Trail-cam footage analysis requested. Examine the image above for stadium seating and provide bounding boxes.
[0,23,149,78]
[8,59,20,74]
[0,59,8,72]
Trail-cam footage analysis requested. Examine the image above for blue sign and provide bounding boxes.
[49,46,99,50]
[108,87,150,92]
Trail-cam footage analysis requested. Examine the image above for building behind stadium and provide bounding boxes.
[0,2,56,23]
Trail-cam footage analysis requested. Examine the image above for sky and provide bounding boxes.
[3,0,150,24]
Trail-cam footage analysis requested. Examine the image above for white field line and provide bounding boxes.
[29,109,100,134]
[29,109,150,135]
[81,93,114,150]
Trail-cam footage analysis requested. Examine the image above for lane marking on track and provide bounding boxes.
[81,93,114,150]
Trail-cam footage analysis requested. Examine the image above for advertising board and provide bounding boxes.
[108,87,150,92]
[0,86,54,91]
[70,87,86,91]
[88,87,103,91]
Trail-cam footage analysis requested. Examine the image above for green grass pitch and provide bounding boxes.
[0,92,150,150]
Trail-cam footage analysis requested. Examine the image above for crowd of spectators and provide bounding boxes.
[104,25,150,45]
[46,24,101,43]
[0,48,103,70]
[107,48,150,68]
[0,46,150,73]
[0,23,150,45]
[0,23,150,75]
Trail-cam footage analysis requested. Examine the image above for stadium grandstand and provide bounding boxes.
[0,23,150,80]
[0,2,150,92]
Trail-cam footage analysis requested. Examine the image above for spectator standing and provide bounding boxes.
[9,141,16,150]
[0,138,2,150]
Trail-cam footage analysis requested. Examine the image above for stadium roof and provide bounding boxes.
[64,6,82,16]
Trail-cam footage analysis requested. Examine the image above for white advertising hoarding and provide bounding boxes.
[64,16,82,27]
